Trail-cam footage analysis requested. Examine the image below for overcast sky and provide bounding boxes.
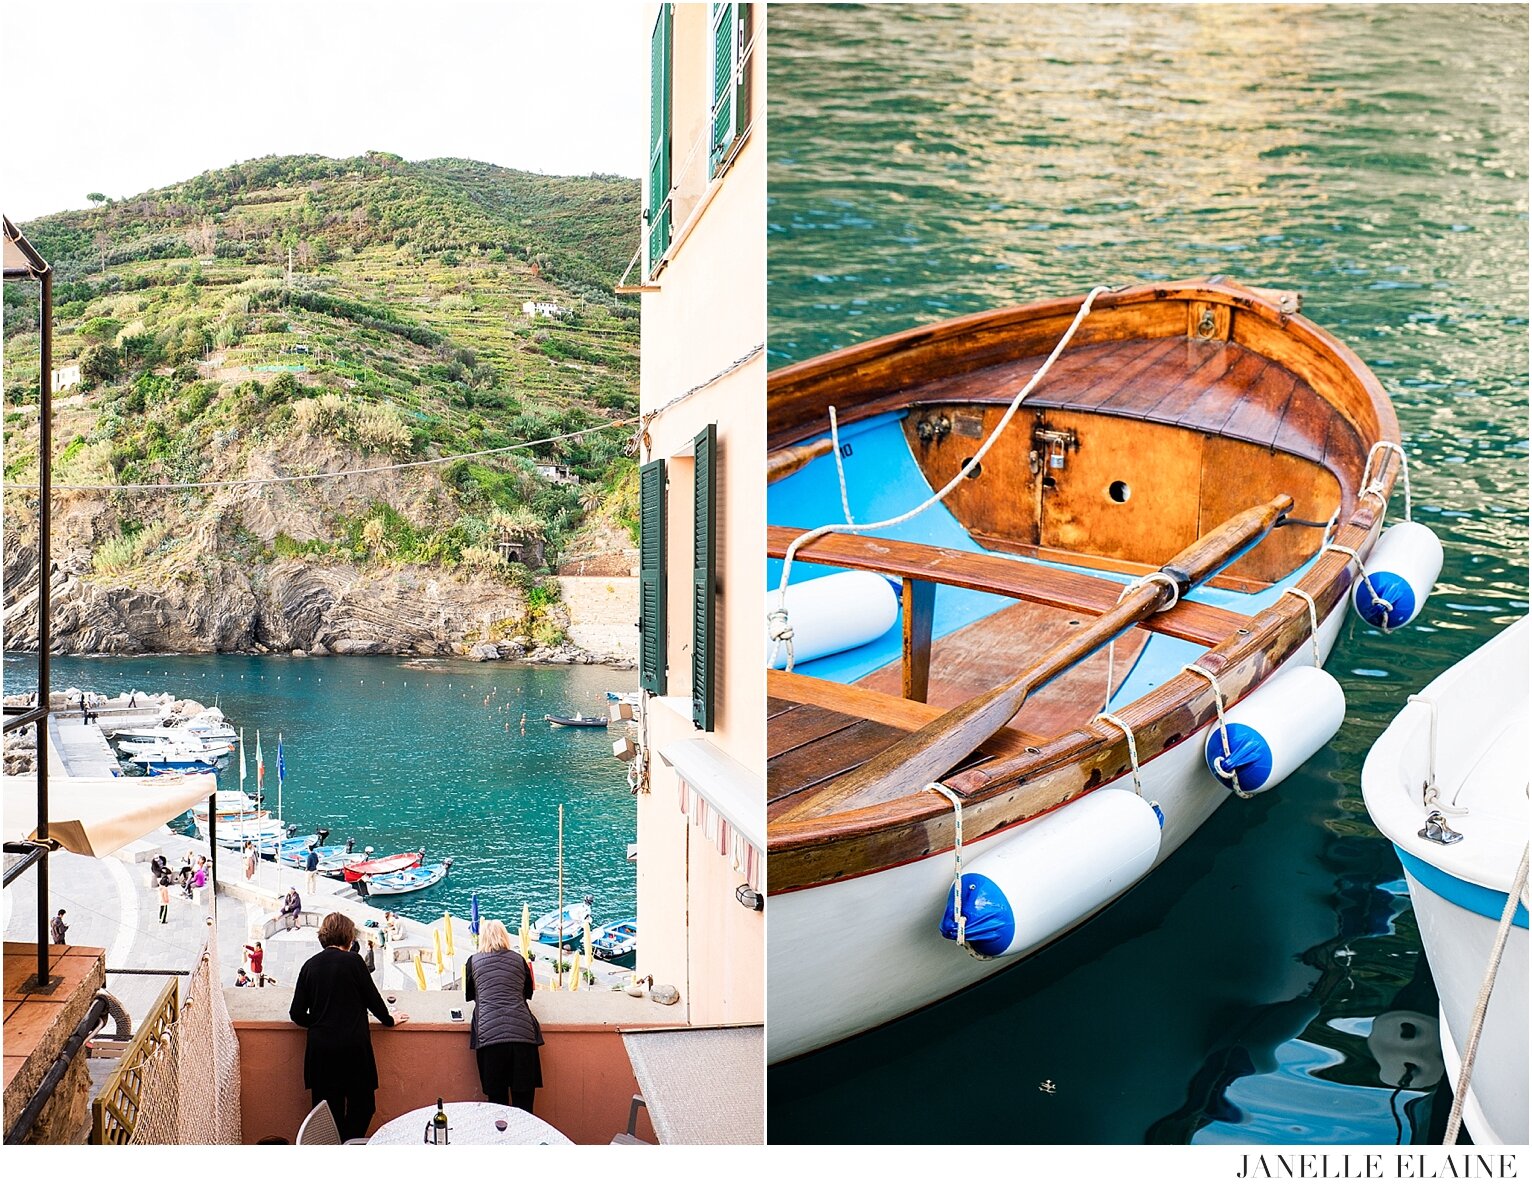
[6,1,650,220]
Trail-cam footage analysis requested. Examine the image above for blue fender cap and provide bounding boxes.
[1205,724,1274,792]
[939,872,1015,957]
[1354,571,1416,628]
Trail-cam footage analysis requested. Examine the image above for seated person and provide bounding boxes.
[280,887,302,931]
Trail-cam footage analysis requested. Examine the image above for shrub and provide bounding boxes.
[354,403,411,456]
[79,343,121,386]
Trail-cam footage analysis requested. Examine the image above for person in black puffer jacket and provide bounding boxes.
[464,919,544,1113]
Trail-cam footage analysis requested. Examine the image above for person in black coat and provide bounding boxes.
[464,919,544,1113]
[289,912,409,1141]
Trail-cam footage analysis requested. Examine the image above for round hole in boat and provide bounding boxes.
[1068,618,1081,626]
[1165,733,1182,748]
[960,456,982,480]
[1025,746,1042,756]
[1237,628,1251,636]
[1108,480,1131,503]
[1042,476,1057,490]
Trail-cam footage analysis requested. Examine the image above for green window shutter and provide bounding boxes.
[639,458,667,695]
[691,425,717,731]
[708,3,736,177]
[733,4,752,146]
[646,4,673,275]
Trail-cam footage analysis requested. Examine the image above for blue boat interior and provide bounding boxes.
[768,410,1311,714]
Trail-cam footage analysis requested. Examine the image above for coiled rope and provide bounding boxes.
[768,285,1116,669]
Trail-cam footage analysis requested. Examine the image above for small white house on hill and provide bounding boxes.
[522,300,566,319]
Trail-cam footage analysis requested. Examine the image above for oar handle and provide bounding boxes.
[1163,496,1294,594]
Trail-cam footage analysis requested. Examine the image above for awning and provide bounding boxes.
[620,1024,763,1145]
[657,738,764,889]
[3,772,216,857]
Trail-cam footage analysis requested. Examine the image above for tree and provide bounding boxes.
[86,192,106,206]
[79,343,121,387]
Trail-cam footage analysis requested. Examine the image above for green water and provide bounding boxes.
[767,4,1527,1145]
[4,653,637,929]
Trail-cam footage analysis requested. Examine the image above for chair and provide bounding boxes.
[296,1100,369,1145]
[610,1095,652,1145]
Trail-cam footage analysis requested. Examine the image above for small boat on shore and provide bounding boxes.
[1361,618,1527,1145]
[535,898,593,945]
[544,713,608,728]
[766,279,1434,1062]
[590,919,638,967]
[342,851,424,882]
[196,815,290,850]
[357,859,454,897]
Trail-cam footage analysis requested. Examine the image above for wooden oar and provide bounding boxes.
[766,437,834,483]
[803,495,1294,816]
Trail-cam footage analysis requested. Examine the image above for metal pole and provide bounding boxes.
[556,804,564,991]
[208,793,218,926]
[34,265,54,991]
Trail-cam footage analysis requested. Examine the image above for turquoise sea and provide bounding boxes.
[3,652,637,929]
[767,3,1527,1145]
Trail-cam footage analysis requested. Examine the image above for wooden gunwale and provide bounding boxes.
[766,280,1400,894]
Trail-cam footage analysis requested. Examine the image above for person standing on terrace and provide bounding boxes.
[289,912,409,1141]
[464,919,544,1113]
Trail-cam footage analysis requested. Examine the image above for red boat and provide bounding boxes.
[341,852,424,882]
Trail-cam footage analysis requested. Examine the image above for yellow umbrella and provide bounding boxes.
[568,948,582,991]
[413,951,428,991]
[519,903,532,958]
[433,929,445,973]
[444,912,456,957]
[582,919,594,988]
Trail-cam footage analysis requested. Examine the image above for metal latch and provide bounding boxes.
[1032,426,1078,469]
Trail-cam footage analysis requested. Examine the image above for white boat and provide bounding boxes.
[535,899,593,945]
[196,814,290,850]
[118,735,233,765]
[1361,617,1528,1145]
[356,859,454,897]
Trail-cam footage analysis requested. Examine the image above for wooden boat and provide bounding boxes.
[544,713,608,728]
[589,919,638,967]
[341,851,424,882]
[1361,618,1527,1144]
[357,859,454,897]
[766,279,1420,1063]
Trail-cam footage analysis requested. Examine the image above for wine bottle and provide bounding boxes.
[432,1098,449,1144]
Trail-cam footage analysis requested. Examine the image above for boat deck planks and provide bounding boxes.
[852,601,1151,742]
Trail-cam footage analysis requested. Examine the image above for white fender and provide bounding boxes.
[767,570,900,668]
[1353,521,1443,629]
[1204,665,1346,795]
[939,788,1162,958]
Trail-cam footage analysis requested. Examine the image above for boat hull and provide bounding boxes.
[769,604,1346,1063]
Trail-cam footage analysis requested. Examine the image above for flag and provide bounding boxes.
[239,730,247,784]
[255,731,265,785]
[470,893,481,942]
[277,736,286,782]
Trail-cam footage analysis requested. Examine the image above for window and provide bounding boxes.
[639,458,668,694]
[691,425,717,730]
[709,4,752,178]
[645,4,673,278]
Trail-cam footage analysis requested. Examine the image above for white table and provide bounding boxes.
[367,1103,573,1146]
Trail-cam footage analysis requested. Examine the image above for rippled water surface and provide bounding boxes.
[4,653,637,928]
[767,3,1527,1145]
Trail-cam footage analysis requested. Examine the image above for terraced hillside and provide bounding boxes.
[2,152,642,659]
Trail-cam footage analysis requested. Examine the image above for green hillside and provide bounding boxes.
[2,153,642,616]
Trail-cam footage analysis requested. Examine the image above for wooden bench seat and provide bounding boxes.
[768,526,1248,648]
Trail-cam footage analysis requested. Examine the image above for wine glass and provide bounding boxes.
[494,1119,508,1134]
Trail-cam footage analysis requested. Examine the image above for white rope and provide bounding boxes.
[1183,663,1249,799]
[770,285,1115,669]
[828,405,855,526]
[1281,586,1322,667]
[1360,440,1412,523]
[1093,712,1161,827]
[1101,572,1178,713]
[12,419,635,493]
[1324,541,1393,633]
[1444,844,1530,1145]
[930,781,987,960]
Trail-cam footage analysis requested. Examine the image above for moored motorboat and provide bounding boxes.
[535,898,593,945]
[589,919,638,967]
[544,713,608,728]
[766,279,1432,1062]
[1361,618,1527,1145]
[341,851,424,882]
[356,859,454,897]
